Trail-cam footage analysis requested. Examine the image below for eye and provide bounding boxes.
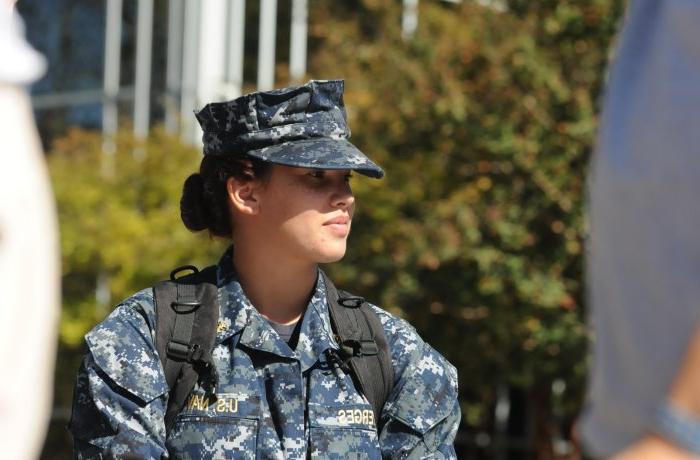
[308,170,325,179]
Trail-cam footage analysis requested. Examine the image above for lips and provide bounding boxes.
[323,215,350,226]
[323,215,351,237]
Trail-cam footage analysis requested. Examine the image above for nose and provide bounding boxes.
[330,181,355,210]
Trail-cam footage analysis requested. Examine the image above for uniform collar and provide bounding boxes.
[214,247,338,371]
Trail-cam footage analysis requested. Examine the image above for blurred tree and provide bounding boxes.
[49,127,227,347]
[308,0,624,455]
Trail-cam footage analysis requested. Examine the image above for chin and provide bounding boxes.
[317,253,345,264]
[314,242,347,264]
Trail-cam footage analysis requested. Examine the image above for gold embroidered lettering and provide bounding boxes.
[336,408,376,427]
[353,409,362,424]
[186,394,243,413]
[212,397,239,413]
[187,394,205,410]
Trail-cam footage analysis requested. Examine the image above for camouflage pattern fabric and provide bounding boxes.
[69,249,460,459]
[195,80,385,179]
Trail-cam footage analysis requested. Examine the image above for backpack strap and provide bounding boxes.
[153,265,219,433]
[321,271,394,429]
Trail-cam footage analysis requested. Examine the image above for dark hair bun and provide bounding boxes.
[180,173,208,232]
[180,155,269,238]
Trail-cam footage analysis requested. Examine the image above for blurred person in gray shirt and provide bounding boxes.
[583,0,700,458]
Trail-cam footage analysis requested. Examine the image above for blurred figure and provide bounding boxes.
[583,0,700,458]
[0,1,60,459]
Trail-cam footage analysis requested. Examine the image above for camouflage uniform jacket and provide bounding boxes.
[69,251,460,459]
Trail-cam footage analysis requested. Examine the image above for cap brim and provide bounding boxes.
[245,138,384,179]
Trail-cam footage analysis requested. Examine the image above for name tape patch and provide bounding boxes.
[337,409,375,428]
[185,394,239,414]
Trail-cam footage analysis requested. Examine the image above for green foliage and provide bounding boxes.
[49,127,227,346]
[309,0,624,431]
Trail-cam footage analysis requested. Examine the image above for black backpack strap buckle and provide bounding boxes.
[166,340,202,362]
[338,295,364,308]
[340,339,379,358]
[171,300,201,313]
[170,265,199,281]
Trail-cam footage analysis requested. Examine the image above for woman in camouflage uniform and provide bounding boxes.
[69,80,460,459]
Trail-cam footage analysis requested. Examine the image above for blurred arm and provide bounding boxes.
[0,7,57,458]
[585,0,700,457]
[0,84,59,460]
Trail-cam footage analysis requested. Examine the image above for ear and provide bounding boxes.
[226,176,261,215]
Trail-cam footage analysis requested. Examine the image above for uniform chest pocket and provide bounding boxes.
[308,403,381,460]
[166,393,260,460]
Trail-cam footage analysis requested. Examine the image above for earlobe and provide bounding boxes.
[226,177,260,215]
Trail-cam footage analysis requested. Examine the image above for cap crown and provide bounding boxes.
[195,80,350,156]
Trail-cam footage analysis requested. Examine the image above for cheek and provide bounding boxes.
[274,209,321,244]
[260,188,303,222]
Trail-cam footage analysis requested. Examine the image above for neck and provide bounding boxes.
[232,242,318,325]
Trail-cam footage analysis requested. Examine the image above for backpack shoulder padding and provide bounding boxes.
[153,265,219,433]
[321,271,394,429]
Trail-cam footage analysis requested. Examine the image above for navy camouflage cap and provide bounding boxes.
[194,80,384,178]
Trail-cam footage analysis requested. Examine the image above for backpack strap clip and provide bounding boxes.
[166,340,202,362]
[170,265,199,281]
[340,339,379,358]
[171,300,201,312]
[338,296,364,308]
